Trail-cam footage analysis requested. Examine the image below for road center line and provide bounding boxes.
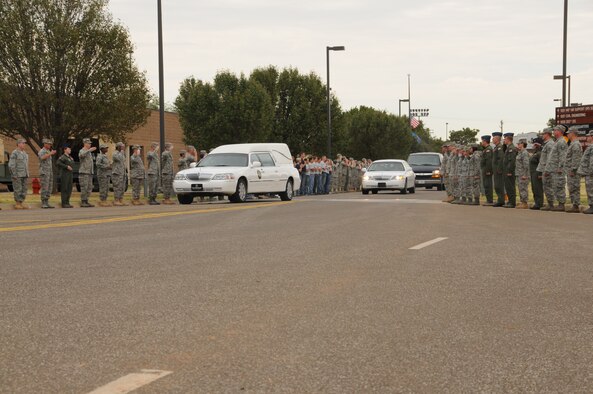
[0,201,293,233]
[88,369,172,394]
[409,237,448,250]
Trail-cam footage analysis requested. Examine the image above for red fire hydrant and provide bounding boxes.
[32,178,40,194]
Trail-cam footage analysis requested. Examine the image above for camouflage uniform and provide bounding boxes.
[111,146,126,201]
[565,139,583,208]
[577,139,593,211]
[9,143,29,205]
[95,147,112,202]
[130,152,145,201]
[161,147,174,201]
[147,148,160,201]
[545,137,567,205]
[450,154,460,201]
[178,151,188,172]
[440,150,450,198]
[515,149,530,205]
[78,143,95,204]
[469,150,482,203]
[537,137,554,207]
[38,144,54,207]
[459,156,469,202]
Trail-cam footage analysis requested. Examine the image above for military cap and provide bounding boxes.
[518,138,527,143]
[542,127,554,135]
[588,130,593,137]
[132,145,141,150]
[179,149,186,154]
[492,132,503,137]
[99,143,109,149]
[553,125,566,134]
[82,138,92,144]
[470,143,479,149]
[481,135,491,142]
[165,142,173,148]
[567,126,580,134]
[503,132,514,138]
[16,138,26,144]
[115,141,125,148]
[531,137,544,145]
[42,138,53,145]
[187,145,195,150]
[151,142,159,148]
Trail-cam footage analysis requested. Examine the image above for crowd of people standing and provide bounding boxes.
[440,126,593,214]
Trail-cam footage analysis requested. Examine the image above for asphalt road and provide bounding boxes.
[1,190,592,393]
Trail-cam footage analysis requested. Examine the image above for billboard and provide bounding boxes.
[556,104,593,125]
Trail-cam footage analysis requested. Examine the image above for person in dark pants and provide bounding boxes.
[480,135,494,205]
[491,132,505,206]
[56,145,74,208]
[529,137,544,210]
[502,132,517,208]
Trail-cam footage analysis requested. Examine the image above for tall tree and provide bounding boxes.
[0,0,150,153]
[175,71,273,150]
[448,127,479,145]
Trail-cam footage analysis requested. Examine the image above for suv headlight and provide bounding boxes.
[174,173,187,180]
[211,173,236,180]
[432,170,441,178]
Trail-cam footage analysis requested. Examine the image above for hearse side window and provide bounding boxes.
[254,152,276,167]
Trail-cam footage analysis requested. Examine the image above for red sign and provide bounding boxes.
[556,104,593,125]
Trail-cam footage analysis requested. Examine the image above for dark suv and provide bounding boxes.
[407,152,444,190]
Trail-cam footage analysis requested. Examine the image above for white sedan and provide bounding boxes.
[361,159,416,195]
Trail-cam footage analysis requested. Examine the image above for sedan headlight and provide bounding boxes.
[211,173,236,180]
[174,173,187,180]
[391,175,405,181]
[432,170,441,178]
[363,175,372,181]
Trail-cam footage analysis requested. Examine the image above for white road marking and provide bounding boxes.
[88,369,172,394]
[409,237,448,250]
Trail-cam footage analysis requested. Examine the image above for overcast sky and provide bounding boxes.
[108,0,593,140]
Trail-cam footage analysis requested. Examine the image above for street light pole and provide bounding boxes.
[157,0,165,151]
[407,74,411,122]
[446,122,448,140]
[562,0,568,108]
[326,45,345,159]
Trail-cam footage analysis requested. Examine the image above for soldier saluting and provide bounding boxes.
[38,138,57,209]
[537,128,555,211]
[79,138,96,208]
[502,132,517,208]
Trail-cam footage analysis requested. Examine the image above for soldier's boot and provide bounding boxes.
[41,200,50,209]
[119,199,129,206]
[515,202,528,209]
[80,200,94,208]
[149,198,160,205]
[14,202,24,210]
[539,204,552,211]
[113,199,124,207]
[583,206,593,214]
[551,203,565,212]
[529,204,541,210]
[20,203,30,209]
[131,199,141,206]
[62,203,73,208]
[565,204,580,213]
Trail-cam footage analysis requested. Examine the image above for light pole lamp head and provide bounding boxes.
[328,46,345,51]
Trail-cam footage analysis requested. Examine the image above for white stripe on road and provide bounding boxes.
[88,370,172,394]
[305,198,442,204]
[409,237,448,250]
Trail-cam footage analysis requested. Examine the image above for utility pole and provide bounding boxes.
[500,120,504,133]
[562,0,568,108]
[407,74,411,122]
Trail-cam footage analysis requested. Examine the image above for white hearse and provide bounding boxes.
[173,143,300,204]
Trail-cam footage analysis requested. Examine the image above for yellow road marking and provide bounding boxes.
[0,202,293,233]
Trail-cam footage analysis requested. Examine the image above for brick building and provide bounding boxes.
[1,110,185,180]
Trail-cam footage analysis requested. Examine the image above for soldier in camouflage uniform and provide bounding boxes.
[491,132,505,207]
[9,138,30,209]
[448,146,459,203]
[577,130,593,214]
[515,139,530,209]
[112,142,127,206]
[95,144,112,207]
[480,135,494,206]
[38,138,57,208]
[450,146,463,204]
[537,128,555,210]
[79,138,96,207]
[564,127,584,213]
[161,142,175,205]
[178,150,188,171]
[529,137,544,210]
[502,133,517,208]
[458,148,469,204]
[440,143,451,202]
[130,146,145,205]
[146,142,160,205]
[545,126,568,212]
[468,144,481,205]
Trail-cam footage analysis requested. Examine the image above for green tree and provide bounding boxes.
[343,107,414,160]
[175,71,273,150]
[0,0,150,154]
[547,118,557,127]
[448,127,479,145]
